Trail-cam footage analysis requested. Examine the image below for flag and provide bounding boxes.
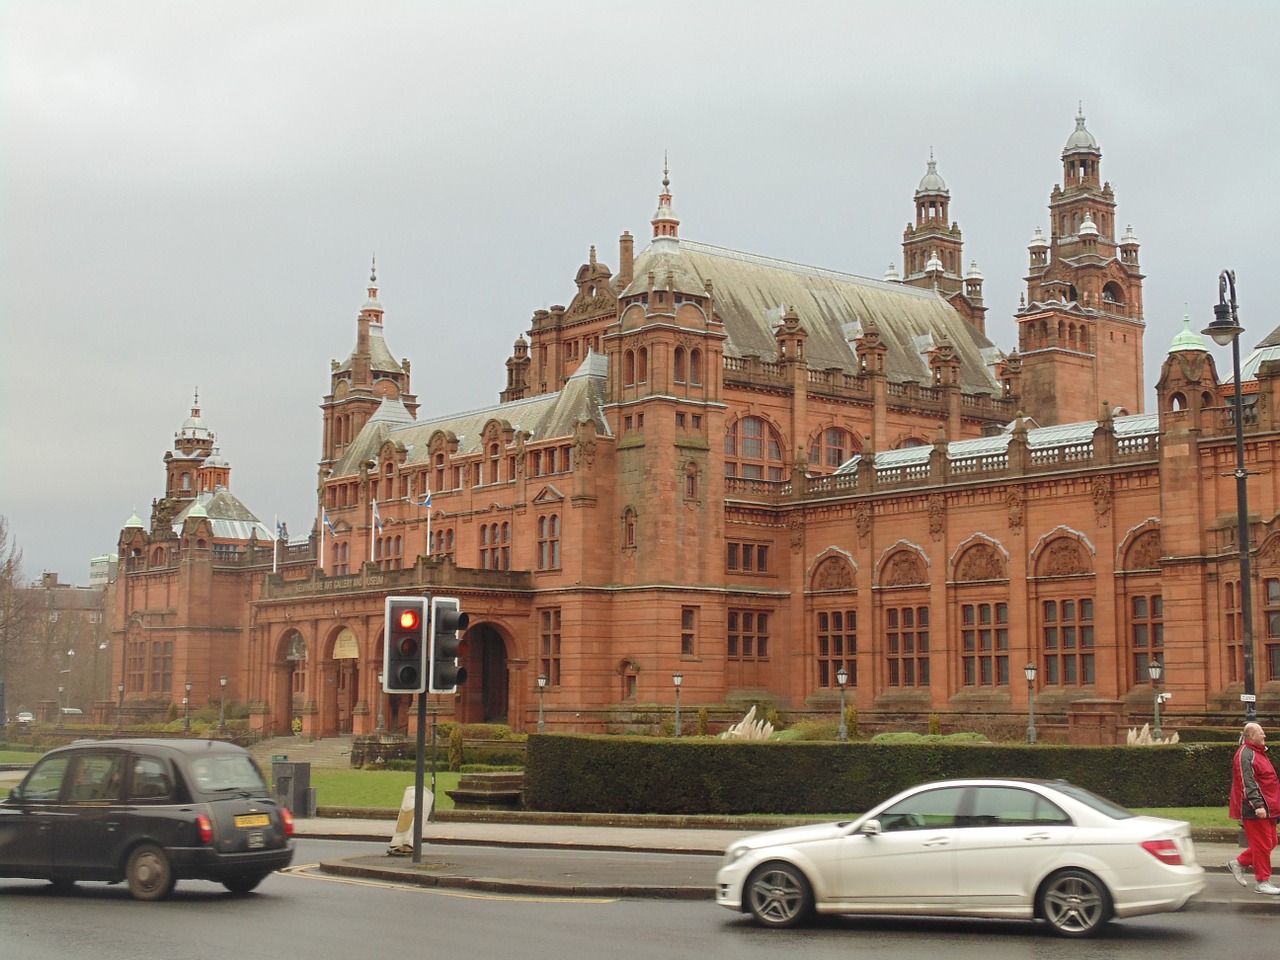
[323,510,337,536]
[276,517,287,541]
[372,499,384,533]
[418,489,432,509]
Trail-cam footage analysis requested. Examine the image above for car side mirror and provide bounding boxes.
[858,819,882,836]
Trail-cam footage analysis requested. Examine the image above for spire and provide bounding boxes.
[362,256,383,318]
[651,155,680,240]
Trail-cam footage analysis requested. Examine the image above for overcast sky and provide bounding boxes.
[2,1,1275,583]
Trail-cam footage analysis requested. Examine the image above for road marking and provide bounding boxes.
[281,865,615,903]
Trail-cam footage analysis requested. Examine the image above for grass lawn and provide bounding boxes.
[0,749,42,763]
[308,769,462,811]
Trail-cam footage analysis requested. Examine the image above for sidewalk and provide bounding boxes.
[300,814,1280,912]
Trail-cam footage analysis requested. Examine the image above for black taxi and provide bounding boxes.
[0,738,294,899]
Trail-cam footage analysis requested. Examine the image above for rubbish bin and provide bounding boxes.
[271,760,314,817]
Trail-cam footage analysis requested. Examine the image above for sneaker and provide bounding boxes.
[1255,881,1280,896]
[1228,859,1249,887]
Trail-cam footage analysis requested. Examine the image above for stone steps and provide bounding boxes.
[250,734,354,770]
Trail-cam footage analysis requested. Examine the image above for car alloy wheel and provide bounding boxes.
[746,863,813,928]
[126,843,176,901]
[1039,868,1111,937]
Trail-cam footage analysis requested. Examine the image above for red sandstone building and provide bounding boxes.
[112,112,1269,743]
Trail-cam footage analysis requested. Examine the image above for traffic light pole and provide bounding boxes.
[430,703,439,823]
[412,691,426,864]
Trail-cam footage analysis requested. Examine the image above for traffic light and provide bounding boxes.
[383,596,427,694]
[428,596,470,693]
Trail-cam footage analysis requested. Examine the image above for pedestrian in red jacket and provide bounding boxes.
[1229,722,1280,895]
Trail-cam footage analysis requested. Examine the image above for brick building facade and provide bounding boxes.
[112,112,1271,742]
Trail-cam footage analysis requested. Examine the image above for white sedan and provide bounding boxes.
[716,778,1204,937]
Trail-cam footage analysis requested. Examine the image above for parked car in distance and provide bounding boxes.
[716,778,1204,937]
[15,711,34,724]
[0,738,294,899]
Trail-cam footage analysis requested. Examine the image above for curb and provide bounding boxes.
[317,858,711,900]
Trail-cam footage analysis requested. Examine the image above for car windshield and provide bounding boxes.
[1049,781,1134,820]
[188,754,268,793]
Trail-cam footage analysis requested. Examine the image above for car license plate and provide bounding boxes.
[248,830,265,849]
[235,814,270,828]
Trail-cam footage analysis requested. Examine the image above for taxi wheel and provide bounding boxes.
[126,843,176,901]
[222,874,268,895]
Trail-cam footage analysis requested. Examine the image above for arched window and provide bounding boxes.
[689,348,703,385]
[724,416,786,480]
[674,346,686,383]
[623,508,636,548]
[808,426,857,470]
[624,350,636,385]
[637,347,648,383]
[684,462,699,501]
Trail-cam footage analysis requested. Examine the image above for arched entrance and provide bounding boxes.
[331,627,360,735]
[283,630,306,735]
[458,624,509,724]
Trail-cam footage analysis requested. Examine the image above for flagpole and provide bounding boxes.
[320,509,326,571]
[273,514,279,573]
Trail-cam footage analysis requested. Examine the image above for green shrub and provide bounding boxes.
[523,735,1224,815]
[928,714,943,736]
[448,726,464,771]
[697,708,709,737]
[846,707,861,740]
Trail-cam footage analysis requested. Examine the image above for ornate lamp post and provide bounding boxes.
[537,674,548,733]
[836,666,849,742]
[672,672,683,737]
[116,681,125,732]
[376,672,386,732]
[219,675,228,735]
[1148,658,1164,741]
[1204,269,1256,721]
[1024,662,1037,744]
[183,680,192,733]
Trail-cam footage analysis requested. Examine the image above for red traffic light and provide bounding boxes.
[398,608,421,631]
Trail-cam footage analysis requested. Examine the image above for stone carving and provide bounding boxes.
[928,493,945,542]
[1007,489,1024,535]
[719,705,774,741]
[1039,538,1090,577]
[789,515,804,551]
[855,502,871,543]
[957,544,1006,582]
[883,551,926,587]
[1260,536,1280,568]
[1126,531,1162,571]
[813,556,854,590]
[1092,477,1113,519]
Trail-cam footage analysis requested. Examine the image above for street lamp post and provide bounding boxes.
[1205,269,1256,722]
[376,672,386,732]
[57,684,64,729]
[184,680,192,733]
[219,675,228,736]
[537,674,548,733]
[1148,658,1164,741]
[836,666,849,742]
[116,681,124,732]
[672,672,683,737]
[1025,662,1037,744]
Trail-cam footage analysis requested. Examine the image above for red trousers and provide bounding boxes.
[1239,818,1278,883]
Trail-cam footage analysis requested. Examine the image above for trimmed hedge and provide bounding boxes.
[523,734,1236,814]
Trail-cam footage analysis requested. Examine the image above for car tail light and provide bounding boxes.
[281,807,295,838]
[1142,838,1184,865]
[197,813,213,844]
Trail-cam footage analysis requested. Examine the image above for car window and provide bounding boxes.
[878,787,964,831]
[67,753,126,803]
[19,756,71,802]
[1049,782,1135,820]
[187,754,268,793]
[130,756,175,801]
[964,786,1072,827]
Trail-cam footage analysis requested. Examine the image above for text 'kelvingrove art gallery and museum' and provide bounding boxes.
[105,111,1279,743]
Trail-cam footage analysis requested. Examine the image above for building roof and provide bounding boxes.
[335,321,402,376]
[171,490,274,541]
[835,412,1159,475]
[627,238,1002,395]
[328,352,611,480]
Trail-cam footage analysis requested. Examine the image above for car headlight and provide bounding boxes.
[723,844,751,866]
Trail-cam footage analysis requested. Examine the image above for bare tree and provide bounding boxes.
[0,516,38,716]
